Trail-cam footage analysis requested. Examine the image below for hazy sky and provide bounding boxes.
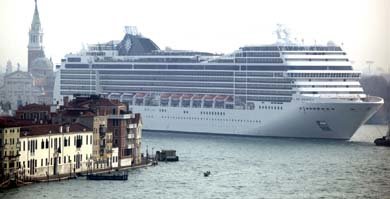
[0,0,389,72]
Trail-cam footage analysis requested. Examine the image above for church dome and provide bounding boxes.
[31,57,53,70]
[30,57,53,78]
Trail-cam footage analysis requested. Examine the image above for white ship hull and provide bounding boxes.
[130,98,383,139]
[54,28,385,140]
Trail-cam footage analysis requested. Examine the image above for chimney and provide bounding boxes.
[66,125,70,133]
[63,96,69,106]
[50,105,58,113]
[59,126,63,133]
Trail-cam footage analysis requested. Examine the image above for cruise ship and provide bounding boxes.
[53,26,383,139]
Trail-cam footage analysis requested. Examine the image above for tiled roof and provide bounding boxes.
[67,97,125,108]
[20,123,92,137]
[60,109,96,117]
[0,116,35,128]
[17,103,50,112]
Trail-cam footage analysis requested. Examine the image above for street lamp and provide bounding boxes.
[152,147,154,161]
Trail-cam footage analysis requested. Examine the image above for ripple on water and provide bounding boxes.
[1,131,390,199]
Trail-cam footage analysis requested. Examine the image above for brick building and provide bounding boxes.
[53,95,142,167]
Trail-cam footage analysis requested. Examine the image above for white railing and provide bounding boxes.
[128,134,135,139]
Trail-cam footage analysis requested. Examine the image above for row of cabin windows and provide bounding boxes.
[161,116,261,123]
[61,80,96,85]
[285,58,349,62]
[259,106,283,110]
[282,52,346,55]
[99,70,234,76]
[60,70,96,74]
[280,46,342,51]
[295,85,359,88]
[300,107,335,111]
[237,52,280,57]
[102,87,234,95]
[60,85,96,90]
[60,75,96,80]
[99,80,293,90]
[288,73,360,78]
[98,74,289,82]
[101,86,294,96]
[63,73,291,84]
[83,63,294,70]
[200,111,226,116]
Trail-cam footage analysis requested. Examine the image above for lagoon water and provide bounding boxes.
[1,128,390,199]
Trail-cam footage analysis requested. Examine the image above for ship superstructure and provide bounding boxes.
[54,27,383,139]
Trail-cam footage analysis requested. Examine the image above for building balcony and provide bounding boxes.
[99,148,112,156]
[108,114,132,120]
[128,134,135,139]
[127,123,137,129]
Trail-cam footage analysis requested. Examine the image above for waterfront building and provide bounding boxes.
[1,96,141,183]
[52,95,142,167]
[0,119,21,181]
[108,112,142,166]
[0,71,43,110]
[15,104,53,124]
[78,115,115,170]
[0,115,122,181]
[18,124,93,178]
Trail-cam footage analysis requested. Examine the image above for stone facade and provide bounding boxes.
[78,115,115,170]
[15,104,52,123]
[18,124,93,178]
[57,95,143,167]
[0,71,42,110]
[108,113,142,166]
[0,126,21,181]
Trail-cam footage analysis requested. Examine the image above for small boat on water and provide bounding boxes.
[374,123,390,147]
[86,170,128,181]
[155,150,179,162]
[204,171,211,177]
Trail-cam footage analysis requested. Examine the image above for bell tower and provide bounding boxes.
[28,0,45,72]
